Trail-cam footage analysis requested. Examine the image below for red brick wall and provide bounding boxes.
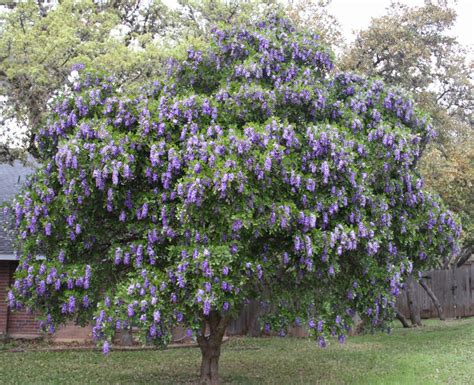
[1,261,183,343]
[1,260,94,341]
[2,260,41,337]
[7,309,41,337]
[0,261,10,336]
[53,323,92,342]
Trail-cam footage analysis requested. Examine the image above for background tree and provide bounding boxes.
[285,0,343,47]
[420,125,473,267]
[7,15,460,384]
[341,1,472,126]
[0,0,182,161]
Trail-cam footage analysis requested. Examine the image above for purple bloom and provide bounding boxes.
[367,241,380,256]
[11,20,461,359]
[321,161,330,184]
[114,248,122,264]
[318,336,327,348]
[68,296,76,313]
[317,320,324,332]
[45,222,52,236]
[141,203,148,218]
[232,220,243,232]
[230,244,238,254]
[37,280,46,296]
[338,334,346,344]
[203,298,211,315]
[124,252,130,265]
[306,178,316,192]
[264,157,272,171]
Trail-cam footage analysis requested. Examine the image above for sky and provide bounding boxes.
[327,0,474,51]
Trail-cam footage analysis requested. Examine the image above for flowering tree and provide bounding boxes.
[7,16,460,385]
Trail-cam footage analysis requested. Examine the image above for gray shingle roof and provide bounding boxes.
[0,161,34,256]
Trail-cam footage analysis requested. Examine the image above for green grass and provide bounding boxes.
[1,318,473,385]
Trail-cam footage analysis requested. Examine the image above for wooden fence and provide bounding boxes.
[227,301,311,337]
[396,264,474,319]
[227,300,263,336]
[227,264,474,336]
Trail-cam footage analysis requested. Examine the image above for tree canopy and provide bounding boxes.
[6,13,461,384]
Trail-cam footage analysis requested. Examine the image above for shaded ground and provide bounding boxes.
[1,318,473,385]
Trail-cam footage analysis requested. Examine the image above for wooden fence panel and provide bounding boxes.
[227,300,262,336]
[470,264,474,316]
[396,265,474,319]
[226,265,473,336]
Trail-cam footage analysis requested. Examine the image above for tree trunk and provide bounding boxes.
[394,307,411,328]
[418,278,445,320]
[405,274,422,326]
[455,243,473,268]
[199,343,221,385]
[197,311,229,385]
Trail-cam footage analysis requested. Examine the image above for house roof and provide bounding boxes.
[0,161,34,259]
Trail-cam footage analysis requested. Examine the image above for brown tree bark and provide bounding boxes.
[197,311,229,385]
[418,278,445,320]
[395,307,411,328]
[455,244,473,268]
[405,274,422,326]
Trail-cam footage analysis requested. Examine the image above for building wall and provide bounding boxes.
[0,261,10,336]
[2,261,200,344]
[52,323,93,342]
[0,260,93,341]
[0,260,41,338]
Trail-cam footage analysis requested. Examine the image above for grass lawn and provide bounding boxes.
[1,318,473,385]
